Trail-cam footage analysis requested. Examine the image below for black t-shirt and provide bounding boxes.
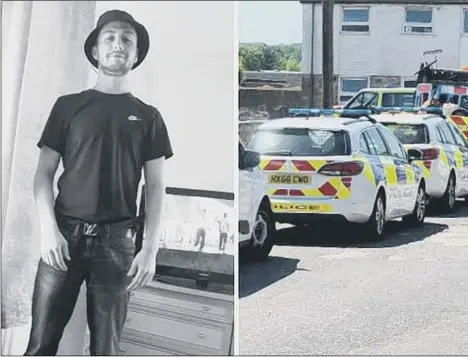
[38,89,173,223]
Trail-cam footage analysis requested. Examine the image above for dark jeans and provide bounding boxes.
[219,232,228,251]
[194,227,206,251]
[24,217,137,356]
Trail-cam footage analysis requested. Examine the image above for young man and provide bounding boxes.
[194,208,208,252]
[24,10,173,356]
[217,212,230,253]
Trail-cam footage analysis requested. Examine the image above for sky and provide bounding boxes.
[238,1,303,45]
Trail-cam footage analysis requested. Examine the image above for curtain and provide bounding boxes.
[2,1,97,354]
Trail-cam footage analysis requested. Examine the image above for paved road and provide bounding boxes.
[239,201,468,355]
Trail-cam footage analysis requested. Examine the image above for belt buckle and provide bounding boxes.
[83,223,98,236]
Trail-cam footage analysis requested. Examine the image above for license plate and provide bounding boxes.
[268,174,311,185]
[271,202,333,213]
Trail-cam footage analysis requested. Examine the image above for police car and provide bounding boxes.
[373,112,468,212]
[239,140,275,261]
[245,116,427,240]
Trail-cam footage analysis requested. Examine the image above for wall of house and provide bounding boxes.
[90,1,236,193]
[460,31,468,68]
[301,3,468,104]
[301,3,468,76]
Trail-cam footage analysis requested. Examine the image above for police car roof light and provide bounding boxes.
[288,108,333,117]
[420,107,443,115]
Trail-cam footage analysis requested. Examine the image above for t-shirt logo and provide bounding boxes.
[128,115,142,121]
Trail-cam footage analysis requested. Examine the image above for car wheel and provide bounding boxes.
[362,192,386,241]
[402,184,426,227]
[439,173,457,213]
[245,205,275,261]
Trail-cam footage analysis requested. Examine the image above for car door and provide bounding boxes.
[377,126,418,215]
[239,142,256,229]
[445,122,468,195]
[362,127,401,218]
[436,122,463,194]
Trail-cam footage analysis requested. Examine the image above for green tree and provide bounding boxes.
[280,58,300,72]
[262,45,278,70]
[239,43,301,72]
[239,45,266,71]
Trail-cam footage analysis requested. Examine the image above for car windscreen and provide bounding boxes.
[381,123,429,144]
[246,127,349,156]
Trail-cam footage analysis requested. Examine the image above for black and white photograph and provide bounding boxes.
[2,1,236,356]
[160,195,235,256]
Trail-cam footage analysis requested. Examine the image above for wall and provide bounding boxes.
[239,72,341,113]
[239,72,414,111]
[460,31,468,68]
[239,88,307,119]
[241,71,303,88]
[91,1,236,193]
[301,3,467,76]
[239,71,307,119]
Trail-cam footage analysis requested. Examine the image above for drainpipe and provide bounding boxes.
[309,4,315,107]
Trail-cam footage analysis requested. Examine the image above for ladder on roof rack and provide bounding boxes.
[415,61,468,85]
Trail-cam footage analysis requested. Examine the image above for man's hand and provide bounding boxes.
[41,226,70,271]
[126,248,157,291]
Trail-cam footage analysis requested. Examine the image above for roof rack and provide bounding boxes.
[415,61,468,85]
[342,115,377,125]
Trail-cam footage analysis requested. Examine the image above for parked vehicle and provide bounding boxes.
[414,61,468,140]
[245,116,428,240]
[239,140,275,261]
[334,87,416,111]
[374,111,468,211]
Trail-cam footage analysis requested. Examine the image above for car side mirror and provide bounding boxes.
[407,148,423,162]
[242,150,261,169]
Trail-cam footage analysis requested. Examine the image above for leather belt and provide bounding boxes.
[56,215,142,238]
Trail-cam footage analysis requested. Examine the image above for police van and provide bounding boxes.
[245,116,427,240]
[374,112,468,212]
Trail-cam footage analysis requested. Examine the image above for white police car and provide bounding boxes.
[245,116,427,240]
[239,140,275,261]
[374,112,468,212]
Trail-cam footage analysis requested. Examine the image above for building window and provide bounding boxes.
[403,8,433,34]
[339,77,369,104]
[464,9,468,33]
[341,7,369,32]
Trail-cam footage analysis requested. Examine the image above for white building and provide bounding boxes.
[300,0,468,104]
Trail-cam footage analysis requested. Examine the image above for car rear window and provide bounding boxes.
[381,123,429,144]
[246,128,349,156]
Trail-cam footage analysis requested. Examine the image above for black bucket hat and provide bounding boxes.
[84,9,150,70]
